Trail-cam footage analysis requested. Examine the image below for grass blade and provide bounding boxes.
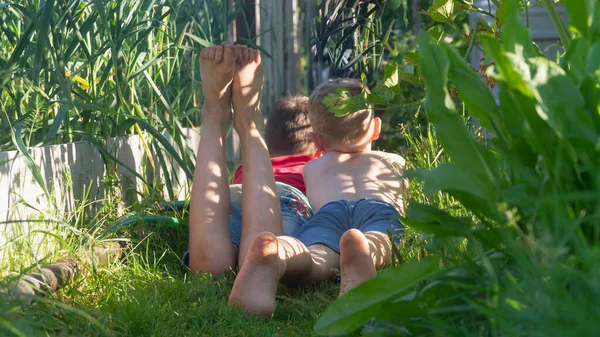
[11,121,48,195]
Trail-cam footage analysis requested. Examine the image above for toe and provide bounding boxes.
[223,43,236,61]
[214,45,224,62]
[234,45,246,61]
[252,49,261,63]
[241,46,250,61]
[207,46,216,61]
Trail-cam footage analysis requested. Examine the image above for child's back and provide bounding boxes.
[303,78,407,214]
[303,150,405,213]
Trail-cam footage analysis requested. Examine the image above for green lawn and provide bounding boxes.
[0,222,339,336]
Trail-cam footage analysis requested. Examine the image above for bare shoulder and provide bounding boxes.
[302,156,322,179]
[303,156,320,172]
[371,151,407,174]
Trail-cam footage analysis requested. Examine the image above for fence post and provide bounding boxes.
[258,0,301,109]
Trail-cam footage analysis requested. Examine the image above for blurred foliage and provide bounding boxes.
[316,0,600,336]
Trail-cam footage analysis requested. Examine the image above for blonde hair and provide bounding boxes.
[308,78,373,151]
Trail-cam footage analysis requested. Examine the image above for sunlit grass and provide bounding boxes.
[0,218,338,336]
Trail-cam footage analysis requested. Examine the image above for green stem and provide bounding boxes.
[465,20,480,61]
[456,0,495,19]
[525,1,530,28]
[541,0,570,50]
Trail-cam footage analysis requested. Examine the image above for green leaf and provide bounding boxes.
[388,0,403,10]
[563,38,591,84]
[418,31,499,192]
[592,5,600,41]
[402,202,473,237]
[369,87,394,105]
[154,140,176,201]
[74,131,150,188]
[403,52,420,67]
[442,43,506,141]
[427,0,455,23]
[406,164,498,218]
[314,256,440,336]
[496,85,557,165]
[527,57,589,141]
[126,116,194,181]
[407,164,492,201]
[564,0,596,38]
[398,72,422,86]
[418,31,453,110]
[322,87,369,117]
[33,0,55,85]
[428,25,443,41]
[12,121,48,195]
[495,2,506,28]
[362,331,398,337]
[479,33,532,97]
[383,63,399,88]
[45,101,70,144]
[586,41,600,83]
[503,0,538,58]
[372,267,479,324]
[127,48,172,81]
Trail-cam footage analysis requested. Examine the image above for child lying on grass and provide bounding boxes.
[185,42,318,276]
[188,42,407,318]
[228,78,408,317]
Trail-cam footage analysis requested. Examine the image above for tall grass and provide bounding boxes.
[0,0,239,175]
[0,0,243,285]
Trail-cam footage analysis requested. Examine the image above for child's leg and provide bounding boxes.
[228,232,339,317]
[188,43,237,276]
[338,230,393,295]
[231,45,284,266]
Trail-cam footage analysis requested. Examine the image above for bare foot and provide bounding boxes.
[228,232,282,317]
[199,42,236,129]
[339,229,377,295]
[231,44,264,133]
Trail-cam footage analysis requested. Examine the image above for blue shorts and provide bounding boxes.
[294,198,403,254]
[182,182,313,267]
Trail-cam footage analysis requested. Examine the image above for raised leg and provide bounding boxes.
[228,232,339,317]
[231,45,284,266]
[339,230,392,295]
[188,43,237,276]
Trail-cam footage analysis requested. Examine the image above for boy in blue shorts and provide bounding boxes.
[229,78,408,317]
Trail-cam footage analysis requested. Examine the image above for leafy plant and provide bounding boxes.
[0,0,241,200]
[315,0,600,335]
[308,0,395,88]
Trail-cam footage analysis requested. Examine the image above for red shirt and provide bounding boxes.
[231,155,315,194]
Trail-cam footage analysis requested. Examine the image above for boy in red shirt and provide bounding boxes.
[230,96,316,195]
[184,43,317,274]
